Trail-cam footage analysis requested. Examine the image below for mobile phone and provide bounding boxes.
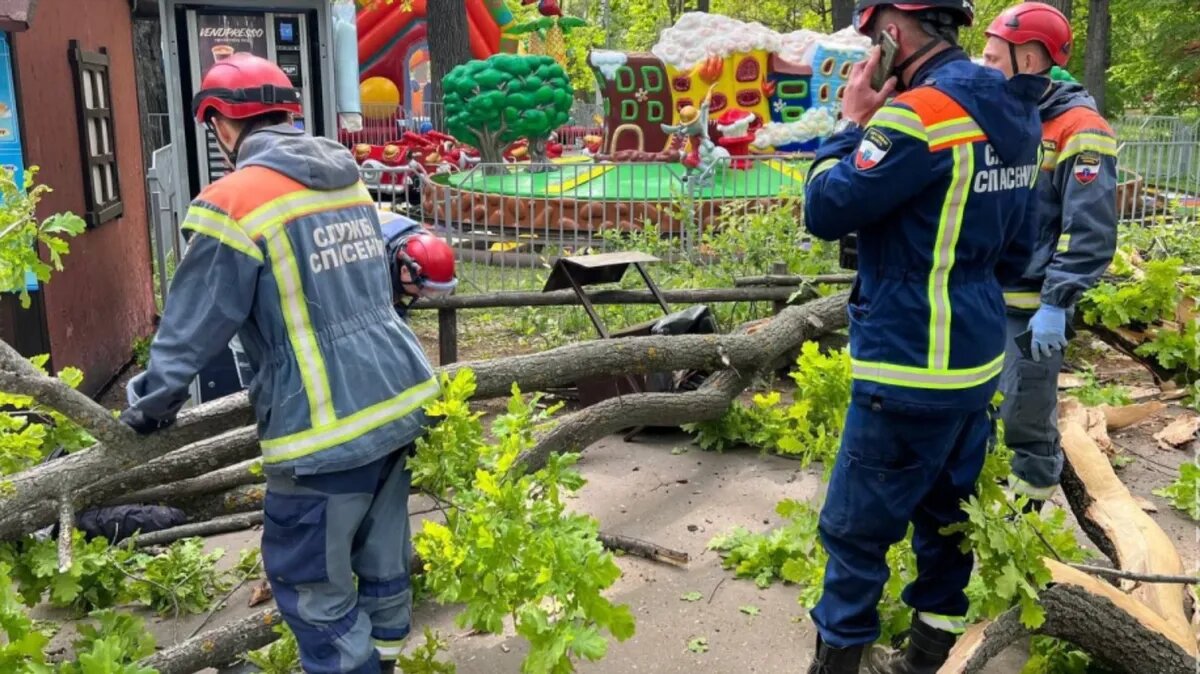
[871,32,898,92]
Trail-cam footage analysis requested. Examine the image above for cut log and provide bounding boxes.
[139,608,282,674]
[1058,420,1194,647]
[1039,560,1198,671]
[939,611,1027,674]
[1059,398,1113,455]
[134,512,263,548]
[941,562,1200,674]
[112,459,262,506]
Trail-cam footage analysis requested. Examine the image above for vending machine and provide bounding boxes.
[158,0,338,206]
[156,0,343,403]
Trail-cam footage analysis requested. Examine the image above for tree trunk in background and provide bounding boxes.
[426,0,474,107]
[1036,0,1073,19]
[1084,0,1111,114]
[695,0,711,12]
[132,20,168,182]
[831,0,855,31]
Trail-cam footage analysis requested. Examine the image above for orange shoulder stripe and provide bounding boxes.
[893,86,970,127]
[196,166,305,221]
[1043,106,1114,147]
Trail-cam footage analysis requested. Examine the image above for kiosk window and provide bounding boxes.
[69,42,122,227]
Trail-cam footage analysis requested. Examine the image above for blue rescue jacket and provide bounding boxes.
[1002,82,1118,313]
[804,49,1045,413]
[126,125,438,476]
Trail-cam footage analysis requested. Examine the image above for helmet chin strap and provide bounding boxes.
[889,36,942,91]
[207,119,259,167]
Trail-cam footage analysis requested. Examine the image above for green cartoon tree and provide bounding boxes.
[443,54,573,170]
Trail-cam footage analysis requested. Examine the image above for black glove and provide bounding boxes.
[119,407,175,435]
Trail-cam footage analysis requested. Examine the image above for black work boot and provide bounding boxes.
[807,634,866,674]
[865,616,958,674]
[1021,498,1046,515]
[379,660,396,674]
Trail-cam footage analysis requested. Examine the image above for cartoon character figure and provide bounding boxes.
[715,109,757,170]
[661,85,730,185]
[521,0,562,17]
[583,134,604,158]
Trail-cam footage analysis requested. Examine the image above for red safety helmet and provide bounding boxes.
[853,0,976,34]
[985,2,1072,67]
[397,233,457,297]
[191,53,303,123]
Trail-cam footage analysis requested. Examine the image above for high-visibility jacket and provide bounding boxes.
[1002,82,1118,312]
[804,49,1045,413]
[127,125,438,475]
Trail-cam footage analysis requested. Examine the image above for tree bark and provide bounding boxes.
[830,0,856,31]
[134,512,263,548]
[112,459,262,507]
[174,484,265,522]
[426,0,475,105]
[139,608,282,674]
[1084,0,1111,114]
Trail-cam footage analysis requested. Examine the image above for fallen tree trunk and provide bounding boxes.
[517,292,849,472]
[139,608,281,674]
[1058,420,1194,644]
[112,459,262,506]
[0,293,850,541]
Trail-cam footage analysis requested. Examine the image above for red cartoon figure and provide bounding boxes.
[715,109,757,170]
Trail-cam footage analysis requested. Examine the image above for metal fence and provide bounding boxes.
[341,101,604,150]
[1114,115,1200,223]
[362,155,809,294]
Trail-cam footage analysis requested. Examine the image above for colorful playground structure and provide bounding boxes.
[351,11,871,235]
[355,0,514,118]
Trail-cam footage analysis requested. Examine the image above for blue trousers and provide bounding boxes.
[812,400,993,647]
[998,311,1066,497]
[262,448,414,674]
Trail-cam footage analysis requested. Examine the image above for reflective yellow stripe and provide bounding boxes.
[1056,233,1071,253]
[182,207,263,262]
[808,158,838,180]
[261,377,440,463]
[265,229,336,428]
[927,117,984,150]
[1041,149,1058,170]
[870,107,927,141]
[928,143,972,370]
[1004,291,1041,309]
[1057,132,1117,164]
[242,183,375,238]
[918,612,966,634]
[374,638,407,660]
[851,354,1004,390]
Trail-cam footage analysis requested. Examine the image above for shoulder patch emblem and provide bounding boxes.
[1073,150,1100,184]
[1042,139,1058,153]
[855,128,893,171]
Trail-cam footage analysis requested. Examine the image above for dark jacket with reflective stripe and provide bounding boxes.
[804,50,1044,413]
[127,125,437,476]
[1001,82,1118,312]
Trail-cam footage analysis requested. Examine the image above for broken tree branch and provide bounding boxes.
[112,458,262,506]
[1069,563,1200,586]
[139,608,282,674]
[517,292,849,472]
[598,531,689,566]
[174,484,265,522]
[133,512,263,548]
